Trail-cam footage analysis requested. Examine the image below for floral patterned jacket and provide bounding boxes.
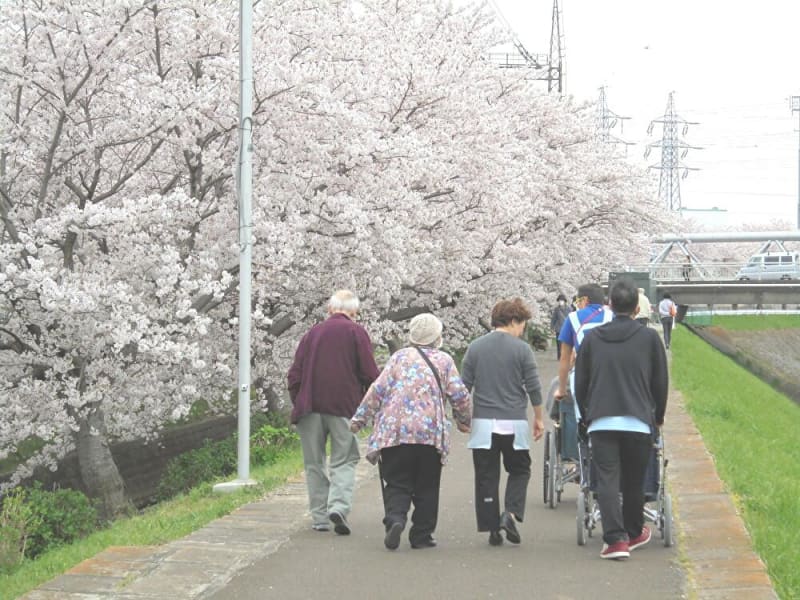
[351,346,471,465]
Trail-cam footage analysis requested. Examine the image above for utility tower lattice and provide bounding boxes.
[486,0,565,94]
[645,92,701,212]
[596,87,633,146]
[547,0,565,94]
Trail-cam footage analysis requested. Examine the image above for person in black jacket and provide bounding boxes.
[573,278,668,561]
[549,293,570,360]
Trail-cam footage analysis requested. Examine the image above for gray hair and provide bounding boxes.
[328,289,360,313]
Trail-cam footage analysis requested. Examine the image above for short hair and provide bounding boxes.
[609,278,639,315]
[577,283,605,305]
[556,293,567,302]
[328,289,360,313]
[662,293,672,300]
[491,298,532,327]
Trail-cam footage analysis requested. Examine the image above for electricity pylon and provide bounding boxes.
[486,0,565,94]
[596,86,633,148]
[547,0,565,94]
[645,92,701,211]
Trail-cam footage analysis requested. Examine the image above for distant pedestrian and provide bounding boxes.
[288,290,380,535]
[657,293,677,350]
[350,313,471,551]
[574,277,668,560]
[550,293,570,360]
[636,288,652,327]
[461,298,544,547]
[682,255,692,282]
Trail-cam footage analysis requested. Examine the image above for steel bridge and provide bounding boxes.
[611,231,800,308]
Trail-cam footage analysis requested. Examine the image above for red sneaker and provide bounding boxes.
[600,541,630,560]
[629,526,652,551]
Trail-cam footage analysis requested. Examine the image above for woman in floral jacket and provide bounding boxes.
[350,313,471,551]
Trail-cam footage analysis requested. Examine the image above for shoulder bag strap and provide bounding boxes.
[414,346,445,400]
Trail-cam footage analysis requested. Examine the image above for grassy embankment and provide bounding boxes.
[671,317,800,600]
[1,448,304,599]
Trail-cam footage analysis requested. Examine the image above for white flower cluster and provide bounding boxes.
[0,0,677,492]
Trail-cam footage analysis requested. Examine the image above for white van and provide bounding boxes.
[735,251,800,281]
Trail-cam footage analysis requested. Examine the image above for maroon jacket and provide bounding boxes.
[287,313,380,424]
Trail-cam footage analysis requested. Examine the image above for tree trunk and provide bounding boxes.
[75,405,132,521]
[258,381,291,426]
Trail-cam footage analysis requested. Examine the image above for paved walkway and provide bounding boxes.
[20,351,778,600]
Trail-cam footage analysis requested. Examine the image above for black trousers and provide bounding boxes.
[660,316,673,348]
[590,430,652,545]
[472,433,531,532]
[378,444,442,544]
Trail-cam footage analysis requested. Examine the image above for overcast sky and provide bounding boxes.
[489,0,800,229]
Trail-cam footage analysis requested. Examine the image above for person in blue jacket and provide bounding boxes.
[553,283,612,460]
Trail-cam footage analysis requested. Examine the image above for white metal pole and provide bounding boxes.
[792,96,800,230]
[215,0,255,493]
[236,0,253,483]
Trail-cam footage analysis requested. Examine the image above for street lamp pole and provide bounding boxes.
[214,0,256,493]
[791,96,800,229]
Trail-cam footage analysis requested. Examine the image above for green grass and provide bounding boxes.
[0,447,304,600]
[706,314,800,331]
[671,326,800,599]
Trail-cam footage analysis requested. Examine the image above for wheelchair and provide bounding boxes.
[542,377,580,509]
[575,429,674,548]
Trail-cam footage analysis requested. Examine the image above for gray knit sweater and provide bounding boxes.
[461,330,542,420]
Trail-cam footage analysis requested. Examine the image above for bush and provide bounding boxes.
[0,488,35,572]
[526,322,550,351]
[157,438,237,500]
[250,425,300,466]
[22,484,98,559]
[156,424,299,500]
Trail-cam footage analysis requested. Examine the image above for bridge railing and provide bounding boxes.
[615,263,743,282]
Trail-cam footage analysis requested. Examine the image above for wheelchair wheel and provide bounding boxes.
[547,430,558,509]
[576,492,587,546]
[662,493,674,547]
[543,431,551,504]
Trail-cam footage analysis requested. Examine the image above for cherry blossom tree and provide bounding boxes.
[1,0,675,514]
[244,0,673,399]
[0,1,239,516]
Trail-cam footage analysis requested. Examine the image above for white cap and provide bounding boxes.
[408,313,443,347]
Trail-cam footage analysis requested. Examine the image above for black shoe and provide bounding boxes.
[489,530,503,546]
[384,522,404,550]
[329,511,351,535]
[500,511,521,544]
[410,536,437,549]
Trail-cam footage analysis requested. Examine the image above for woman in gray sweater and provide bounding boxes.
[461,298,544,546]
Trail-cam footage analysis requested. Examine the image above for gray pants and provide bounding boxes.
[296,413,360,525]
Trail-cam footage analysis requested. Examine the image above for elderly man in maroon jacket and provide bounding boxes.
[288,290,380,535]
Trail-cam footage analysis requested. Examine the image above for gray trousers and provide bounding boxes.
[296,413,360,525]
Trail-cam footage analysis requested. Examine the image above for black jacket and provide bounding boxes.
[574,315,668,428]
